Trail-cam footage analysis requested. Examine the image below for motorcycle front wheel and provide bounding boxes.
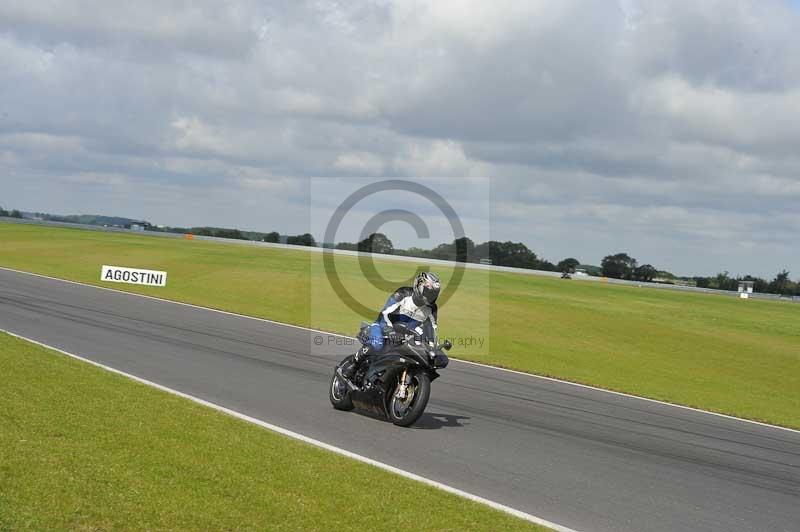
[387,371,430,427]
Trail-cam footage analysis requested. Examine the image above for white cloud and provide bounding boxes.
[392,140,490,177]
[333,152,385,174]
[63,172,127,186]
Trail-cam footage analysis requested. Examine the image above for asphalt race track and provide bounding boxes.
[1,268,798,532]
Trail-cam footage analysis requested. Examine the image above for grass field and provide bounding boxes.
[0,332,546,531]
[1,222,799,428]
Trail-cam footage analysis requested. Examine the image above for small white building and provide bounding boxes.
[738,281,754,299]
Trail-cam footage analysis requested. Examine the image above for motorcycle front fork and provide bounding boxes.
[396,369,410,399]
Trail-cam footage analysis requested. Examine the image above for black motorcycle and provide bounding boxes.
[329,322,451,427]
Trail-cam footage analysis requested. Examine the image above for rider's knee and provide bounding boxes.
[368,323,384,351]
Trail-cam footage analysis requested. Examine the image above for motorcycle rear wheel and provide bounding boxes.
[387,372,430,427]
[329,371,354,411]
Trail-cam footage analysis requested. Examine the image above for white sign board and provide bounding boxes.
[101,265,167,287]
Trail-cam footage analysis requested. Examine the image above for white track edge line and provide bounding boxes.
[0,328,578,532]
[2,265,798,435]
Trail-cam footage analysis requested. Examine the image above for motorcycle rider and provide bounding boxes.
[338,271,441,384]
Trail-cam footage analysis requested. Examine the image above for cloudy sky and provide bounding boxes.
[2,1,799,277]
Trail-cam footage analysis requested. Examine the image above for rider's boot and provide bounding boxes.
[338,345,371,383]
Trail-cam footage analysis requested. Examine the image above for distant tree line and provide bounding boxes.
[153,226,316,246]
[692,270,799,296]
[600,251,799,296]
[187,227,248,240]
[336,234,580,272]
[0,206,23,218]
[600,252,659,282]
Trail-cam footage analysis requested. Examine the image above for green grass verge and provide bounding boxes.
[1,222,799,428]
[0,332,546,531]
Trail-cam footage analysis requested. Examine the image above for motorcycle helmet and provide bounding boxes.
[412,272,441,306]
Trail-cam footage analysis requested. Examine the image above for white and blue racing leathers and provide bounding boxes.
[364,288,437,352]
